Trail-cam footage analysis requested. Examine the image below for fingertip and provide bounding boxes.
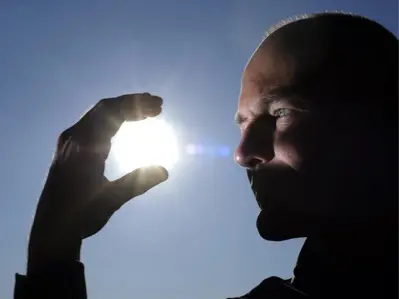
[146,165,169,182]
[158,166,169,181]
[142,93,163,106]
[145,105,162,117]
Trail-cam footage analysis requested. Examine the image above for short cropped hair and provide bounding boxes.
[263,12,398,104]
[265,11,369,38]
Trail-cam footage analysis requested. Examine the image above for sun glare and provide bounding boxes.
[111,118,179,172]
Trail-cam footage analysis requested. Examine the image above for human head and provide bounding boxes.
[234,12,398,241]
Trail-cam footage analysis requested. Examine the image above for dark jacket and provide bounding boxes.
[13,239,397,298]
[14,263,306,299]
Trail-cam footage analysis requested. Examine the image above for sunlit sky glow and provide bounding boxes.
[111,118,179,172]
[111,118,232,173]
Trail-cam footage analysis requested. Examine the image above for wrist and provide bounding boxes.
[27,237,82,276]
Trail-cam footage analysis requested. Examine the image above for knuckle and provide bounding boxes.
[58,128,73,145]
[96,98,114,115]
[98,98,108,106]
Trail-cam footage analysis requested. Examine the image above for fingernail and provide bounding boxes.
[146,165,169,181]
[144,95,163,106]
[145,105,162,116]
[156,166,169,181]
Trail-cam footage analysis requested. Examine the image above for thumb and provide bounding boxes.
[106,165,169,208]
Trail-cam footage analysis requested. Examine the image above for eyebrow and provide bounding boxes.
[262,86,302,102]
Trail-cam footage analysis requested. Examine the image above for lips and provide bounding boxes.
[247,164,303,212]
[247,169,264,209]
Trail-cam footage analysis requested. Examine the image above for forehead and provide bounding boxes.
[237,41,295,118]
[237,20,333,118]
[243,42,293,89]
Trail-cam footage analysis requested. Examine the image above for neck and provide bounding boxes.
[292,212,398,298]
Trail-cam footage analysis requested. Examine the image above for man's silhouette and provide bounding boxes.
[14,12,398,299]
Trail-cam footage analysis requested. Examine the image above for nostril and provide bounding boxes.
[247,157,264,169]
[236,153,264,169]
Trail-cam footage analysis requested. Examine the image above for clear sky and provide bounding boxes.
[0,1,397,298]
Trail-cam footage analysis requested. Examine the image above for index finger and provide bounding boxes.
[71,93,163,144]
[115,93,163,121]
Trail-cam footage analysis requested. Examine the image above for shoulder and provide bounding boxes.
[226,276,307,298]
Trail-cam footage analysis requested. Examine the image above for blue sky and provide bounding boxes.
[0,1,397,298]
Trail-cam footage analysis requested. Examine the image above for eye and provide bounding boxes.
[273,108,293,118]
[271,108,298,130]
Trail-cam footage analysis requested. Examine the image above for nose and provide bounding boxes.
[235,150,266,169]
[234,124,274,169]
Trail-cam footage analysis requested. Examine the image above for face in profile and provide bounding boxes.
[234,16,397,241]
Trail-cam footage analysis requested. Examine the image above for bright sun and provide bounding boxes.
[111,118,179,172]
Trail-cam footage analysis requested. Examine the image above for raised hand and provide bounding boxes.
[27,93,168,274]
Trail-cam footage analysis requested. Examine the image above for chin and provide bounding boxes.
[256,210,306,241]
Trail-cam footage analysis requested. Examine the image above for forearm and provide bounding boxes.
[15,240,87,299]
[15,260,87,299]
